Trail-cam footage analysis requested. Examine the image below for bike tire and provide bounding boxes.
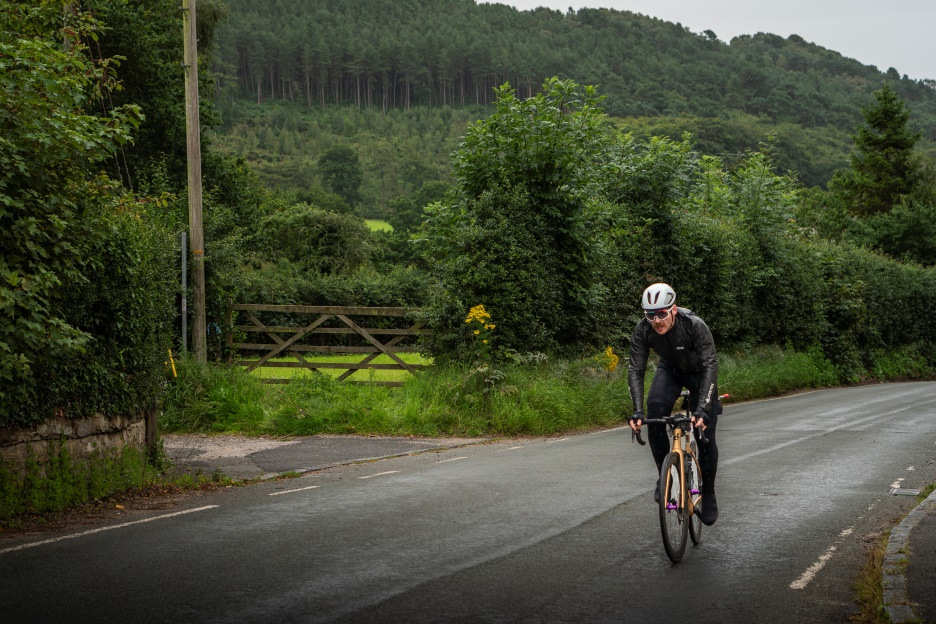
[659,452,688,563]
[687,440,703,545]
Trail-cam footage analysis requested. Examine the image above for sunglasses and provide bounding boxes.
[644,307,672,322]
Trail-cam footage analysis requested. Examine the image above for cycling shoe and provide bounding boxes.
[700,492,718,525]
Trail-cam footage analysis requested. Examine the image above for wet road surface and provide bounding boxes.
[1,382,934,623]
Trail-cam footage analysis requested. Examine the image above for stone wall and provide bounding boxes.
[0,413,148,475]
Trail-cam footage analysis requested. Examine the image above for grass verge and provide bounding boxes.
[0,438,235,527]
[917,482,936,503]
[851,530,889,624]
[162,344,847,437]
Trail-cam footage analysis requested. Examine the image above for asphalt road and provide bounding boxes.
[2,382,935,623]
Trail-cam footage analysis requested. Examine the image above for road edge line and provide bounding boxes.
[0,505,220,555]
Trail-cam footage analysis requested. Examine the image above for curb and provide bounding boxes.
[881,487,936,623]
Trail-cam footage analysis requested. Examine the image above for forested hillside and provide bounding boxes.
[215,0,936,124]
[4,0,935,438]
[209,0,936,210]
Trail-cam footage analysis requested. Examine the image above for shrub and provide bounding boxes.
[0,5,174,425]
[422,79,610,358]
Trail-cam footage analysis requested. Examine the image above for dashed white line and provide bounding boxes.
[0,505,220,555]
[269,485,320,496]
[505,446,524,451]
[790,545,837,590]
[790,524,855,590]
[590,427,627,434]
[359,470,399,479]
[437,456,468,463]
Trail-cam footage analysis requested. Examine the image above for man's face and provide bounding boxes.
[645,305,676,335]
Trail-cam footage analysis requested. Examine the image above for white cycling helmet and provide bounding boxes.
[641,283,676,310]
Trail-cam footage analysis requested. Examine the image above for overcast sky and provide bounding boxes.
[482,1,934,82]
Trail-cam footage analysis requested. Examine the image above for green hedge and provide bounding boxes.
[12,204,177,425]
[0,5,175,427]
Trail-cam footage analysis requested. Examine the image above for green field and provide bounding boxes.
[365,219,393,232]
[243,352,431,382]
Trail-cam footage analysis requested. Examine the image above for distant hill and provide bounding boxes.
[208,0,936,209]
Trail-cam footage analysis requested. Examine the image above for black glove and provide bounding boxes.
[629,411,644,425]
[692,408,709,427]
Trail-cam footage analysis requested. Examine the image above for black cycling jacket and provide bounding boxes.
[627,307,719,414]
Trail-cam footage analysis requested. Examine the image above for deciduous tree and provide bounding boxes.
[317,145,363,208]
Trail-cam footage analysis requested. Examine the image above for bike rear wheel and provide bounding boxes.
[659,452,688,562]
[687,441,703,545]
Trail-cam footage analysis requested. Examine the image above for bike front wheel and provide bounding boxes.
[659,452,688,563]
[687,441,703,545]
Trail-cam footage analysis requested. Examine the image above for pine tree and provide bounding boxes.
[831,84,922,216]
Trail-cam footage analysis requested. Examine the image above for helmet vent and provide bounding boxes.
[641,283,676,310]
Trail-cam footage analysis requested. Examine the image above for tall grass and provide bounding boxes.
[718,345,839,401]
[161,344,859,438]
[161,359,270,433]
[0,440,228,523]
[163,354,628,437]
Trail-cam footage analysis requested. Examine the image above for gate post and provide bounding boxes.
[146,405,158,459]
[225,298,233,364]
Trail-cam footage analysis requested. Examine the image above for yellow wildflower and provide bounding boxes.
[465,304,491,324]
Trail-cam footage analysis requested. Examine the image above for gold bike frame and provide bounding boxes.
[663,424,700,517]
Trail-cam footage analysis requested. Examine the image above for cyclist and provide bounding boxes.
[627,283,722,525]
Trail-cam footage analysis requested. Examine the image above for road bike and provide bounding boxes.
[634,390,726,563]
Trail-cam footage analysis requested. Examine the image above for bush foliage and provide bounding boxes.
[0,4,175,425]
[419,80,936,381]
[3,3,934,437]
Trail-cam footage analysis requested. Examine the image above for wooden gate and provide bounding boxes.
[226,302,431,386]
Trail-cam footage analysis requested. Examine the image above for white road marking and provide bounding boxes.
[789,524,855,590]
[359,470,399,479]
[726,404,929,468]
[790,545,837,590]
[269,485,320,496]
[437,456,468,463]
[906,465,915,471]
[505,446,524,451]
[547,438,569,443]
[0,505,220,555]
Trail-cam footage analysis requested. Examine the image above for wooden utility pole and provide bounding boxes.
[182,0,206,361]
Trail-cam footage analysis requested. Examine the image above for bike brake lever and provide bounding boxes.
[633,428,647,446]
